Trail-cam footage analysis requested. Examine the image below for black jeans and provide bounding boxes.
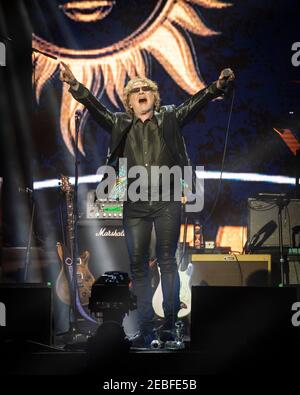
[123,201,181,334]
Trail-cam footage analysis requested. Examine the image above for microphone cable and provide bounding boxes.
[203,87,235,225]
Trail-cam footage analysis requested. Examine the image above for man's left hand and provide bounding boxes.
[216,68,235,89]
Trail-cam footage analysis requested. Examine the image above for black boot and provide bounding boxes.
[130,329,157,349]
[158,316,176,342]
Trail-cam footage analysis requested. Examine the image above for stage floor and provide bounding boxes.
[1,337,299,376]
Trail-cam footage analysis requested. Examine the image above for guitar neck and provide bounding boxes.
[65,191,75,253]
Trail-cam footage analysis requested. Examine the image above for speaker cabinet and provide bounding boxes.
[77,219,131,278]
[0,177,2,249]
[0,284,53,345]
[190,254,271,286]
[190,286,298,369]
[248,198,300,248]
[77,219,138,334]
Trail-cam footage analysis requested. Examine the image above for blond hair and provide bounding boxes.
[123,77,160,114]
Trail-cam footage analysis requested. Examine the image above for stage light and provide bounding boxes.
[33,171,299,190]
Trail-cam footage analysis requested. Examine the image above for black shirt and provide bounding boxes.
[122,114,178,202]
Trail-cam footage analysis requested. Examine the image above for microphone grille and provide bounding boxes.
[222,68,231,77]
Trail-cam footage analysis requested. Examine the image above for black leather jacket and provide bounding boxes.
[69,82,225,191]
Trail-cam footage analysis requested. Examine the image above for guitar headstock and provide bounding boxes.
[59,174,73,193]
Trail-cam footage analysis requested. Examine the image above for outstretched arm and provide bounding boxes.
[60,62,115,133]
[175,68,235,127]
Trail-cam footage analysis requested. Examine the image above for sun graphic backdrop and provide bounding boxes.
[32,0,231,155]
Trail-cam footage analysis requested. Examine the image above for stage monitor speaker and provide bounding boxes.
[248,198,300,248]
[0,283,53,345]
[190,286,298,370]
[0,177,2,249]
[190,254,271,286]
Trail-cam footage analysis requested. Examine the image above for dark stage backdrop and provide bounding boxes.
[1,1,300,251]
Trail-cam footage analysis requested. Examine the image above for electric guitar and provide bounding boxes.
[152,250,193,319]
[56,242,94,306]
[56,175,95,311]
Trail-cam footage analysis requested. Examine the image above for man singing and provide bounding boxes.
[60,63,234,348]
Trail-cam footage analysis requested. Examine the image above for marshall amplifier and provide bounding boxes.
[86,190,123,219]
[77,219,130,278]
[77,219,138,334]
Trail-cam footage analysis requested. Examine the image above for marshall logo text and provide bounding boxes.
[95,228,125,237]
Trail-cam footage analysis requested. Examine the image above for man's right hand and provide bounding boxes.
[59,61,79,90]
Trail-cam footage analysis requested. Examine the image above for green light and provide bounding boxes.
[103,206,122,213]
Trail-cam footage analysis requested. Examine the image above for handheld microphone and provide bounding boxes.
[220,68,233,86]
[222,68,232,78]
